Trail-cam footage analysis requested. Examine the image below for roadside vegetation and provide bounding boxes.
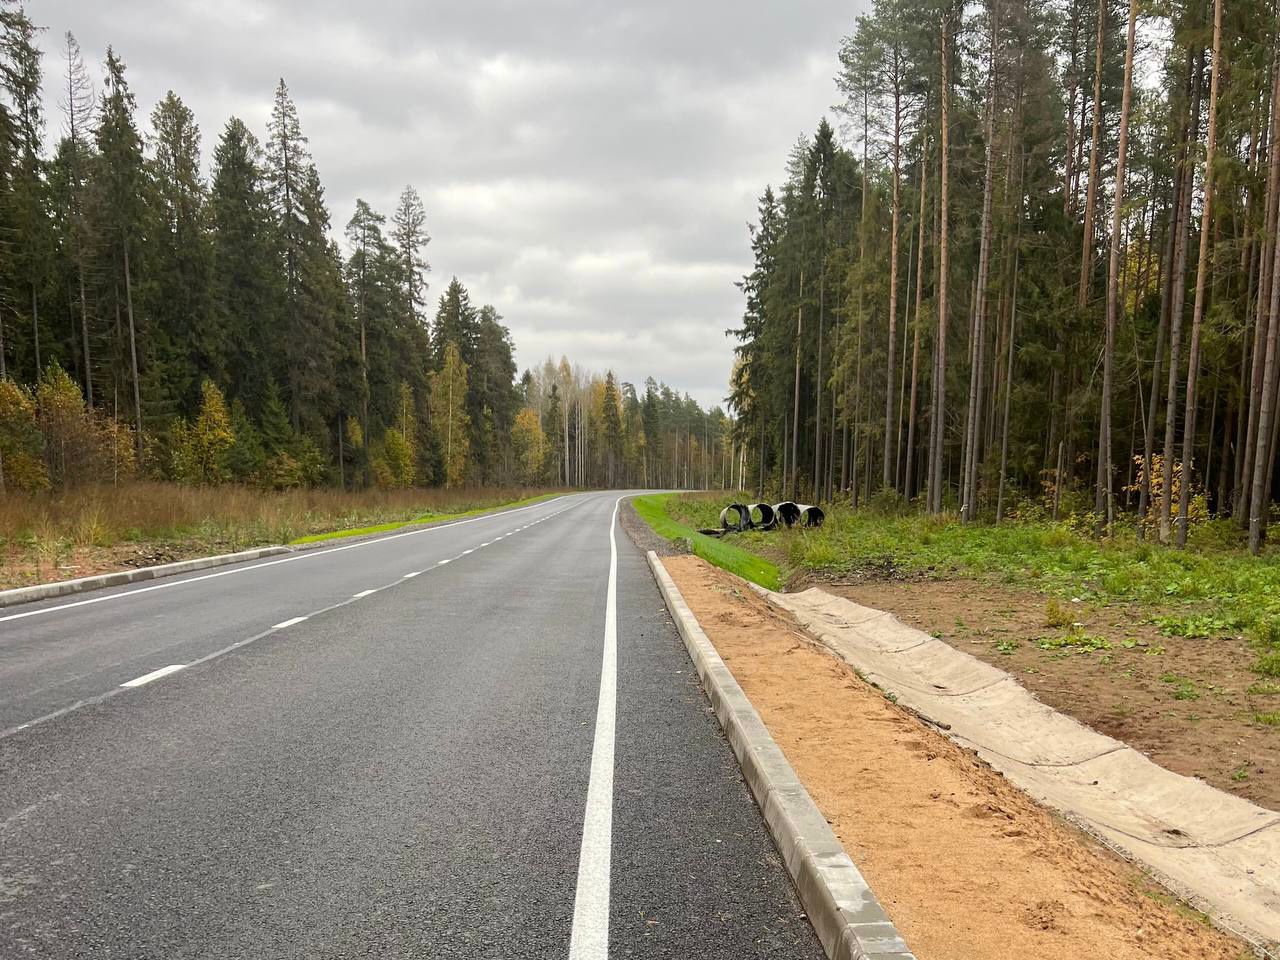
[0,483,560,589]
[641,492,1280,807]
[656,493,1280,679]
[631,494,781,591]
[0,13,731,501]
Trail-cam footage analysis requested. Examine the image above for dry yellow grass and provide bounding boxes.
[0,482,562,587]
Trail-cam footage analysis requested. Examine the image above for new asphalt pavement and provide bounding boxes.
[0,491,824,958]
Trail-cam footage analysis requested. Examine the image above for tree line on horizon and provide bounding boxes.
[731,0,1280,550]
[0,5,733,494]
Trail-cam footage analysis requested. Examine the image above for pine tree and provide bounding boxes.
[391,184,430,327]
[345,198,385,431]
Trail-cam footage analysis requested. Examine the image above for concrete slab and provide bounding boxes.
[761,585,1280,950]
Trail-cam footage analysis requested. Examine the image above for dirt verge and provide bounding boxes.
[804,575,1279,811]
[665,555,1254,960]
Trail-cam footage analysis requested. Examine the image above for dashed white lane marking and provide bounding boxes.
[352,589,377,598]
[567,496,622,960]
[480,541,492,547]
[0,495,571,625]
[1,497,596,739]
[120,664,186,688]
[461,549,474,555]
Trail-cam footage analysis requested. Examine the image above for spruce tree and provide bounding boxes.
[147,90,214,413]
[209,117,280,411]
[432,277,479,368]
[93,47,146,451]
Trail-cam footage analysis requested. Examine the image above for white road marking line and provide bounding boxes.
[480,541,492,547]
[0,495,574,624]
[461,549,474,555]
[352,589,377,598]
[567,496,622,960]
[403,572,421,578]
[437,558,452,565]
[0,494,611,742]
[120,664,186,688]
[272,616,308,629]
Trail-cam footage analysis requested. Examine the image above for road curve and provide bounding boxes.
[0,491,824,958]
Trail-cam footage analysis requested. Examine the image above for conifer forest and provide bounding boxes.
[0,7,729,498]
[730,0,1280,551]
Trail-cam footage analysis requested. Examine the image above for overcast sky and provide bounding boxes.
[36,1,861,409]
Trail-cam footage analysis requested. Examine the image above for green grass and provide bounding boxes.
[1037,630,1111,652]
[1159,673,1202,701]
[289,493,562,545]
[631,493,782,591]
[658,494,1280,677]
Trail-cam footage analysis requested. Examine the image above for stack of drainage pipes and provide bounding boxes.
[706,500,824,536]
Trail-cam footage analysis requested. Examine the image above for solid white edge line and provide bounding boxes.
[272,616,308,629]
[567,496,621,960]
[352,589,377,598]
[0,495,573,625]
[120,664,186,688]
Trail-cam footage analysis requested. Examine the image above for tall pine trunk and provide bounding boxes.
[929,15,952,514]
[1177,0,1223,547]
[1240,55,1280,527]
[1077,0,1106,309]
[1161,52,1203,542]
[123,240,143,459]
[1097,0,1138,531]
[791,271,803,499]
[883,60,904,491]
[962,0,998,522]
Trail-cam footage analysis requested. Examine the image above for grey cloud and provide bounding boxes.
[38,0,861,407]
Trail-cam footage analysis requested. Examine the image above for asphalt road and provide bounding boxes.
[0,491,824,958]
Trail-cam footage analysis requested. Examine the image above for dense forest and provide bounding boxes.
[731,0,1280,550]
[0,5,732,495]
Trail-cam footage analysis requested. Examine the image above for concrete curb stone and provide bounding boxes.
[645,550,915,960]
[0,546,293,609]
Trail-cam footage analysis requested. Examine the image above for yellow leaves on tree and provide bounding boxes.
[171,380,236,485]
[0,378,48,492]
[511,407,545,484]
[371,382,417,488]
[1126,454,1207,536]
[430,343,470,488]
[34,364,136,487]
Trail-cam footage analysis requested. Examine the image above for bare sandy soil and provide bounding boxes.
[806,575,1279,811]
[665,555,1253,960]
